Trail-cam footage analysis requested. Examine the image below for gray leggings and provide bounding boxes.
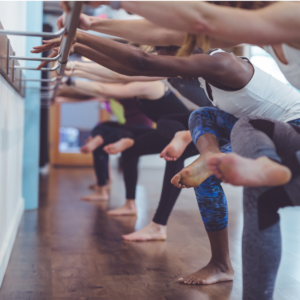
[231,115,300,300]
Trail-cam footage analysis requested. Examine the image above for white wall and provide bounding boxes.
[0,70,25,287]
[0,3,26,286]
[0,1,27,66]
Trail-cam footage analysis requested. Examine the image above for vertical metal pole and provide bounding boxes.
[12,51,15,82]
[52,1,83,101]
[7,39,10,75]
[57,2,83,76]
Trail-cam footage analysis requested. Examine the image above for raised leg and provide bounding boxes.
[171,107,238,188]
[208,116,300,187]
[219,116,300,299]
[160,130,193,161]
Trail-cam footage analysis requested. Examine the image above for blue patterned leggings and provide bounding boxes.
[189,107,238,232]
[188,107,300,232]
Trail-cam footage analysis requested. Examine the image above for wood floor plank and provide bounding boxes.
[0,166,300,299]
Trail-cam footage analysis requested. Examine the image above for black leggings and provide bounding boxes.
[91,122,152,186]
[122,112,199,225]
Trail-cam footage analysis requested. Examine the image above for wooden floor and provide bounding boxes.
[1,165,300,300]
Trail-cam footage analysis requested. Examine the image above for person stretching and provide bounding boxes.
[69,79,190,216]
[31,32,295,286]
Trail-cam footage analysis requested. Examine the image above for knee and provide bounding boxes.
[257,186,293,230]
[231,116,275,140]
[188,107,217,130]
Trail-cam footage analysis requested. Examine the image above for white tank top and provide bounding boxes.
[198,49,300,123]
[264,45,300,90]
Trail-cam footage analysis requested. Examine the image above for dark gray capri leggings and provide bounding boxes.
[230,115,300,300]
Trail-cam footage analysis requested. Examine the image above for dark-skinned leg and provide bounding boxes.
[179,173,234,285]
[171,133,224,187]
[180,228,233,285]
[179,142,234,285]
[171,107,238,188]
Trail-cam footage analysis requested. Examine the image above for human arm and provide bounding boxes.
[34,32,231,79]
[74,31,219,78]
[33,41,157,76]
[114,1,300,45]
[68,61,166,82]
[64,68,121,83]
[57,12,235,48]
[57,14,186,47]
[72,80,164,100]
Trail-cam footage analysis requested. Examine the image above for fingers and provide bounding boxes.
[36,51,58,70]
[37,61,48,70]
[31,45,51,54]
[31,39,61,54]
[64,71,72,77]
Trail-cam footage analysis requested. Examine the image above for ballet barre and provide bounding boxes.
[0,1,83,104]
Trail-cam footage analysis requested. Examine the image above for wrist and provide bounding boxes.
[75,30,81,43]
[73,43,79,54]
[89,16,103,31]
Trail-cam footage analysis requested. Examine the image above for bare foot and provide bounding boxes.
[160,131,192,161]
[81,185,109,201]
[80,135,104,154]
[178,261,234,285]
[122,222,167,241]
[103,138,134,154]
[207,153,292,187]
[88,176,112,191]
[107,200,137,216]
[88,183,97,190]
[171,152,226,188]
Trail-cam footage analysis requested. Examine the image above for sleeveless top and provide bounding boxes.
[264,45,300,90]
[198,49,300,123]
[168,77,212,108]
[120,98,153,127]
[137,88,190,123]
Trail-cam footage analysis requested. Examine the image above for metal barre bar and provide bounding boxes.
[0,27,66,38]
[15,64,59,71]
[10,53,61,62]
[57,2,83,76]
[21,77,58,82]
[26,85,56,91]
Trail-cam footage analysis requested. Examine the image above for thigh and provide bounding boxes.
[158,112,192,130]
[91,122,121,138]
[122,126,155,139]
[122,130,170,159]
[232,116,300,160]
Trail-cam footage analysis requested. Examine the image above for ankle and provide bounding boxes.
[96,184,108,192]
[202,149,223,156]
[122,138,134,146]
[125,199,136,209]
[209,258,233,272]
[150,221,166,232]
